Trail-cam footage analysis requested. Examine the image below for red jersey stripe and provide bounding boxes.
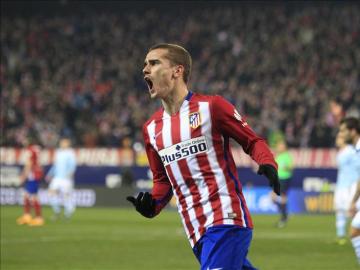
[188,101,224,229]
[159,111,199,244]
[171,108,207,240]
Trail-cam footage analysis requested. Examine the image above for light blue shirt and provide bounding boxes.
[356,138,360,153]
[355,138,360,178]
[47,148,77,179]
[336,144,358,189]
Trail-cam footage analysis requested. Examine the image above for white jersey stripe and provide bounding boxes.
[147,120,157,151]
[181,102,213,237]
[162,111,201,242]
[198,102,237,227]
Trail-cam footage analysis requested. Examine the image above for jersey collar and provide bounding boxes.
[185,91,193,101]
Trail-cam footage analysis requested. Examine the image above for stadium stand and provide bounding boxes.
[1,2,359,148]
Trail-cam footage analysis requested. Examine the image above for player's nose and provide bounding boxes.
[143,65,150,75]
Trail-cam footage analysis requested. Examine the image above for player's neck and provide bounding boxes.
[162,85,189,115]
[354,135,360,145]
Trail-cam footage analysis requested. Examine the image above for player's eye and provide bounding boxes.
[149,60,160,66]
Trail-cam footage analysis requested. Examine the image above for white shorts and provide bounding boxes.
[49,177,74,194]
[334,183,357,212]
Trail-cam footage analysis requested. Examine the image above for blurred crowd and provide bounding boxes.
[1,3,359,148]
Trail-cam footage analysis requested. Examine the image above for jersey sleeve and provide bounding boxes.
[68,151,77,175]
[211,95,277,169]
[143,125,173,216]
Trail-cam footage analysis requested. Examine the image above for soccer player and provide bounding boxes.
[350,181,360,264]
[333,132,357,245]
[339,117,360,264]
[16,142,44,226]
[271,139,293,228]
[46,137,77,220]
[127,43,280,270]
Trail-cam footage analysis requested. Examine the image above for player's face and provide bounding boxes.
[60,139,71,148]
[338,123,354,144]
[143,49,176,99]
[335,133,346,148]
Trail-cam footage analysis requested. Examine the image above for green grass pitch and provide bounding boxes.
[1,206,357,270]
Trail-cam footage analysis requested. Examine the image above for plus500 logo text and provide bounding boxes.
[159,136,208,166]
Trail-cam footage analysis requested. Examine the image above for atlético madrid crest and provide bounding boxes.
[189,112,201,129]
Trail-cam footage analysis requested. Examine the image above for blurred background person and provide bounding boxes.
[349,181,360,265]
[339,117,360,264]
[333,132,356,245]
[46,137,77,220]
[16,140,44,226]
[2,4,359,149]
[271,138,294,228]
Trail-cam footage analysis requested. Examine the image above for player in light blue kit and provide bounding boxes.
[334,132,357,245]
[46,137,77,220]
[339,117,360,264]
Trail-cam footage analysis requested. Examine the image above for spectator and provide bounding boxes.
[1,3,359,148]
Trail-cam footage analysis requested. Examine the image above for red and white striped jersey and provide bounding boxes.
[143,92,277,247]
[26,145,43,181]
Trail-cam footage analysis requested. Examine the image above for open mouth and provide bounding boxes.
[144,77,153,91]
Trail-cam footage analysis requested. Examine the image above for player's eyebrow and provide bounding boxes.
[143,59,161,67]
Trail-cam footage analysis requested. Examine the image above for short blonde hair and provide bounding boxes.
[149,43,192,83]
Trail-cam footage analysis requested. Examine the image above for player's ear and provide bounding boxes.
[173,65,184,80]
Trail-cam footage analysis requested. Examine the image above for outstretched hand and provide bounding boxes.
[257,164,280,195]
[126,192,155,218]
